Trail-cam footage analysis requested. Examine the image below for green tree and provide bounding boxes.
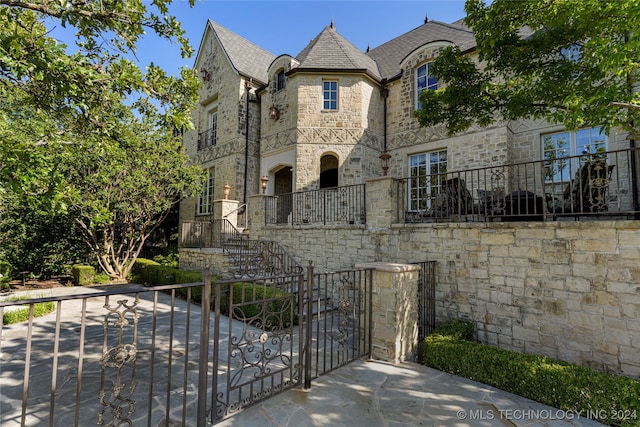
[414,0,640,136]
[0,0,199,208]
[62,111,202,281]
[0,1,203,280]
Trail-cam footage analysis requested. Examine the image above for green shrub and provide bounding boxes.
[71,264,95,286]
[3,301,56,325]
[424,320,640,427]
[153,252,178,268]
[133,258,203,286]
[0,260,11,290]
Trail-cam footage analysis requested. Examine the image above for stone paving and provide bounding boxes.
[1,284,606,427]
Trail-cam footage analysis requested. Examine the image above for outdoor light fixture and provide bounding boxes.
[223,183,230,200]
[379,149,391,176]
[261,175,269,194]
[200,68,211,81]
[269,104,280,120]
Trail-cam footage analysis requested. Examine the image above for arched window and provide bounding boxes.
[416,62,438,109]
[320,154,339,188]
[277,70,286,91]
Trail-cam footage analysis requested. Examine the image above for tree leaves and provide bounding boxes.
[415,0,640,137]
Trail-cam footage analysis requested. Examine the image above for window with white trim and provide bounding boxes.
[198,167,215,215]
[416,62,438,109]
[323,80,338,110]
[408,150,447,211]
[542,126,607,182]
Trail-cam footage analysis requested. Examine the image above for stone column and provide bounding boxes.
[365,176,402,230]
[213,199,239,225]
[355,262,421,364]
[247,194,266,238]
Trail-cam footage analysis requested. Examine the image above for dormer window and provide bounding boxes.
[277,70,286,91]
[416,62,438,109]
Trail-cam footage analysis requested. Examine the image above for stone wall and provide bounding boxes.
[243,178,640,378]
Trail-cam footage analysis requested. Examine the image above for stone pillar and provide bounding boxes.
[247,194,266,238]
[213,199,239,225]
[355,262,421,364]
[365,176,402,230]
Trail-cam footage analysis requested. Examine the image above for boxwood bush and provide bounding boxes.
[71,264,95,286]
[424,320,640,427]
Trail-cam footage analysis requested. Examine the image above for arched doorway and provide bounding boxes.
[320,154,339,188]
[273,166,293,223]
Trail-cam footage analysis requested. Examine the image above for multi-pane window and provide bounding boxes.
[277,70,286,91]
[408,150,447,211]
[208,110,217,146]
[198,167,215,215]
[416,63,438,109]
[323,80,338,110]
[543,127,606,182]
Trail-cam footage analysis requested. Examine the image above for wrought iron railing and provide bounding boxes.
[180,218,245,248]
[223,239,304,278]
[265,184,366,225]
[0,280,214,426]
[399,146,640,223]
[197,127,216,150]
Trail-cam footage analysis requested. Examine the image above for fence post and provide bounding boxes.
[304,261,314,389]
[197,269,211,427]
[354,262,421,364]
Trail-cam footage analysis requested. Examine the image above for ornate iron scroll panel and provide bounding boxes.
[98,295,139,426]
[212,275,303,423]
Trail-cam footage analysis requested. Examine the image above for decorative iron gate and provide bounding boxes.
[210,273,305,423]
[209,264,373,423]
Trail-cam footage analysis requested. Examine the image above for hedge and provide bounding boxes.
[424,320,640,427]
[71,264,95,286]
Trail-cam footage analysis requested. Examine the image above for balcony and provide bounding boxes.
[197,127,216,150]
[399,147,640,223]
[265,184,366,226]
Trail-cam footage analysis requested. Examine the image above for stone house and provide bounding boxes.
[179,18,640,377]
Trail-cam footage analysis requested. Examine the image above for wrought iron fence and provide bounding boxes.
[399,146,640,223]
[223,239,304,278]
[0,281,214,427]
[180,218,244,248]
[265,184,366,225]
[305,264,373,383]
[413,261,437,341]
[0,265,374,425]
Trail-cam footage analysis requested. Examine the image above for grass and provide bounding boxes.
[2,295,56,325]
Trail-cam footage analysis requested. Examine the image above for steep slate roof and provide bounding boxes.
[208,20,275,84]
[294,24,382,81]
[366,20,476,80]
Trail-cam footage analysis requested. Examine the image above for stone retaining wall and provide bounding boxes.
[240,178,640,378]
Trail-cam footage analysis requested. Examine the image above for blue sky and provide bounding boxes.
[51,1,468,76]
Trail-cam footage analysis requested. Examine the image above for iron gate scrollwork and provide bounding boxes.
[211,274,304,423]
[98,295,139,426]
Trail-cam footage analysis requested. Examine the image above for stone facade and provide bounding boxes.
[223,178,638,378]
[180,20,640,377]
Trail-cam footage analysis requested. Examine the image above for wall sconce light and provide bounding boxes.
[261,175,269,194]
[269,104,280,120]
[223,183,230,200]
[379,149,391,176]
[200,68,211,81]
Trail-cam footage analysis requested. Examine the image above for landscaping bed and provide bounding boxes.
[424,320,640,427]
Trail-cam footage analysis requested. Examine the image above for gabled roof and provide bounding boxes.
[293,24,382,81]
[207,20,276,84]
[366,20,476,80]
